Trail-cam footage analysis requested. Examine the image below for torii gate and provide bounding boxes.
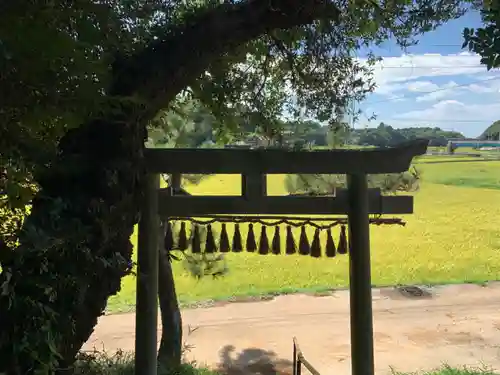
[135,139,428,375]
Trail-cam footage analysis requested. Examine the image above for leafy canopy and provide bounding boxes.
[463,0,500,69]
[0,0,474,213]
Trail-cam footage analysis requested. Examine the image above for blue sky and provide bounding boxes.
[355,11,500,137]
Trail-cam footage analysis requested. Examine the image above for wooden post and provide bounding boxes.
[171,173,182,191]
[135,173,160,375]
[242,173,267,199]
[347,173,375,375]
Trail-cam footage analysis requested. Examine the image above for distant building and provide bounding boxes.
[225,134,271,149]
[447,138,500,149]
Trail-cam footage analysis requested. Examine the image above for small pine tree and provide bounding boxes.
[178,223,228,279]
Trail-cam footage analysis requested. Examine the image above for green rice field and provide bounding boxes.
[107,155,500,312]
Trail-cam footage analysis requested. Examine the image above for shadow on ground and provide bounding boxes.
[216,345,293,375]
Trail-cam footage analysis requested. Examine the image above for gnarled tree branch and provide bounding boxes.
[111,0,340,108]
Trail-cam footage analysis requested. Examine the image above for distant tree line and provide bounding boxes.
[350,122,465,147]
[149,106,467,149]
[479,120,500,141]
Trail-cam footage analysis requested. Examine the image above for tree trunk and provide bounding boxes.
[157,239,183,370]
[0,101,148,374]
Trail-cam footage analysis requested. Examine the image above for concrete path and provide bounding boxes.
[84,283,500,375]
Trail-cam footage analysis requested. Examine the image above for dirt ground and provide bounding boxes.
[84,283,500,375]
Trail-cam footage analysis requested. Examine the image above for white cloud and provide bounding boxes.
[362,52,500,97]
[413,78,500,102]
[467,80,500,93]
[415,81,459,102]
[368,52,487,86]
[407,80,440,92]
[393,100,500,123]
[359,52,500,137]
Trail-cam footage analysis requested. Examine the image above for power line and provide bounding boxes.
[380,119,496,123]
[373,65,487,69]
[365,76,500,105]
[426,44,463,47]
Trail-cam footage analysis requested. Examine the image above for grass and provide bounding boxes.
[74,351,499,375]
[74,350,217,375]
[419,160,500,190]
[391,366,499,375]
[107,158,500,313]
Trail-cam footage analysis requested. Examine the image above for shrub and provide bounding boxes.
[72,350,219,375]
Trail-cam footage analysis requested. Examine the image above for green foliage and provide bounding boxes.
[182,253,229,280]
[354,123,465,147]
[148,100,218,148]
[420,160,500,190]
[174,223,228,279]
[392,364,499,375]
[73,350,219,375]
[0,0,152,211]
[0,101,146,374]
[285,166,421,196]
[463,1,500,70]
[479,120,500,140]
[171,117,466,149]
[0,0,472,211]
[74,351,136,375]
[186,0,469,140]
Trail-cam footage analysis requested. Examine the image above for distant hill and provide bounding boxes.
[479,120,500,140]
[350,123,465,148]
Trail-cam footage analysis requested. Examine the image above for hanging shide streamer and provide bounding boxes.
[164,216,403,257]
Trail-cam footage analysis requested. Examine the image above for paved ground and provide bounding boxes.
[84,283,500,375]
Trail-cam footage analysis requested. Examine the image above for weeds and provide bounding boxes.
[72,349,218,375]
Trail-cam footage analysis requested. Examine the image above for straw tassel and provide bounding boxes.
[164,221,174,250]
[310,228,321,258]
[285,226,296,254]
[219,223,231,253]
[258,225,270,255]
[246,223,257,252]
[191,225,201,254]
[177,222,188,250]
[298,226,310,255]
[232,223,243,252]
[271,226,281,255]
[205,224,216,253]
[325,229,336,258]
[338,225,348,254]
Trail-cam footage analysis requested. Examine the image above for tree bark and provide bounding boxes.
[0,0,340,373]
[0,101,149,374]
[157,242,183,370]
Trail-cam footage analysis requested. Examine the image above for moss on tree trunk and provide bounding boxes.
[0,102,147,374]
